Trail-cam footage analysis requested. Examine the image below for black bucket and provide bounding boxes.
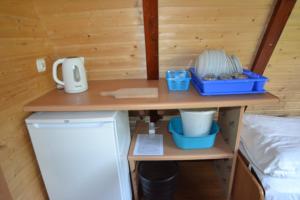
[139,161,178,200]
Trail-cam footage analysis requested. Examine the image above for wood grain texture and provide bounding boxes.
[27,0,298,116]
[247,1,300,116]
[175,161,226,200]
[143,0,159,80]
[128,121,234,161]
[33,0,146,80]
[0,0,54,199]
[128,121,229,200]
[231,154,264,200]
[129,160,139,200]
[24,79,279,112]
[217,107,244,199]
[142,0,160,122]
[100,87,158,98]
[130,161,226,200]
[0,166,12,200]
[251,0,297,75]
[158,0,273,71]
[31,0,275,80]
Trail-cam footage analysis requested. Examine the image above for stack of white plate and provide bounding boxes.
[195,50,243,78]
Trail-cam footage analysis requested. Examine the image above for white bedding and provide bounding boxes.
[240,114,300,200]
[242,115,300,178]
[240,143,300,200]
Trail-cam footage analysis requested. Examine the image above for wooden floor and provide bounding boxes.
[140,161,226,200]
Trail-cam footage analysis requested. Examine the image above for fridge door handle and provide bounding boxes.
[31,121,112,129]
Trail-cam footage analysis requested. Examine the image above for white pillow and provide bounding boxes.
[241,114,300,178]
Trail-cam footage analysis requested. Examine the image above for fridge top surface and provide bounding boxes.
[26,111,119,123]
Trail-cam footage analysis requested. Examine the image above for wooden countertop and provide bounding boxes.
[24,79,279,112]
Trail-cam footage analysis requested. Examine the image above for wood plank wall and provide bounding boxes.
[247,1,300,116]
[32,0,300,117]
[33,0,274,80]
[34,0,147,80]
[158,0,273,73]
[0,0,54,199]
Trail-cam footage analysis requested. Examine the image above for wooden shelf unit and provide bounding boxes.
[23,79,279,200]
[128,106,246,200]
[128,120,234,200]
[128,121,233,161]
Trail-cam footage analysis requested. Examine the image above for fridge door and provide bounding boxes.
[27,121,122,200]
[113,111,132,200]
[118,155,132,200]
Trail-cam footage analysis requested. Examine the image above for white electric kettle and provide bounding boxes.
[52,57,88,93]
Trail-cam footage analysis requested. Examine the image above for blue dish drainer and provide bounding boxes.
[189,68,268,96]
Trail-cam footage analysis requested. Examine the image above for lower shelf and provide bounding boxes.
[128,121,234,161]
[138,161,226,200]
[175,161,226,200]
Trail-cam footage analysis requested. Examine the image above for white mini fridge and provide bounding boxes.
[26,111,132,200]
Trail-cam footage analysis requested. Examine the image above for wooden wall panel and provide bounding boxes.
[0,0,54,199]
[29,0,300,117]
[33,0,278,80]
[33,0,147,80]
[247,1,300,116]
[158,0,274,75]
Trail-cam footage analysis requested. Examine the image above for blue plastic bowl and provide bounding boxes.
[168,116,219,150]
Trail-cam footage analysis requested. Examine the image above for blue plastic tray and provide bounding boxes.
[168,117,219,150]
[166,70,191,91]
[189,68,268,96]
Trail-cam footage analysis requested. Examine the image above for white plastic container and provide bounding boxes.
[179,109,216,137]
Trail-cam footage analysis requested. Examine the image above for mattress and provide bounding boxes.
[240,115,300,200]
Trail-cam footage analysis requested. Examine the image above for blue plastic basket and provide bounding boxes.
[168,116,219,150]
[166,70,191,91]
[189,68,268,96]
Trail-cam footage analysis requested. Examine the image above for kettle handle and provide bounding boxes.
[52,58,65,85]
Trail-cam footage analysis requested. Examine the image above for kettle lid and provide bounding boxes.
[65,56,84,63]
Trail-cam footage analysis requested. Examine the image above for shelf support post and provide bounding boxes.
[215,106,245,200]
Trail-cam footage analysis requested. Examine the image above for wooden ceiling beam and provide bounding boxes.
[251,0,296,75]
[143,0,159,80]
[143,0,160,122]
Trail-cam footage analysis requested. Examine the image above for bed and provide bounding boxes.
[232,114,300,200]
